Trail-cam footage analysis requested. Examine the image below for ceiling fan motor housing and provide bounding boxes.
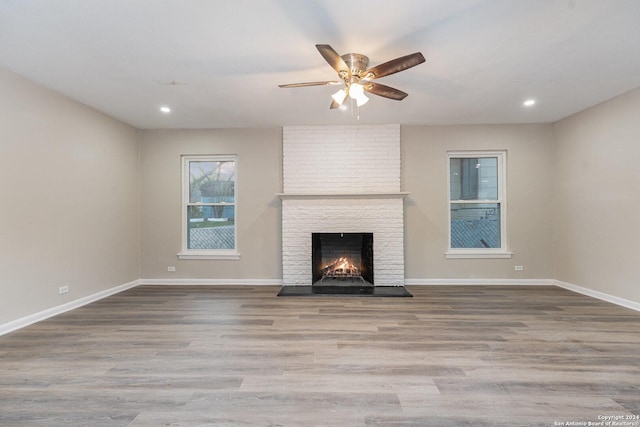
[341,53,369,78]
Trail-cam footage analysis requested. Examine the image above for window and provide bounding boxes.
[447,151,511,258]
[178,155,239,260]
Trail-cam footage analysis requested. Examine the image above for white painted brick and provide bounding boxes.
[281,125,405,286]
[283,124,400,194]
[282,198,405,286]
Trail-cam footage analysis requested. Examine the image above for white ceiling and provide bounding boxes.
[2,0,640,129]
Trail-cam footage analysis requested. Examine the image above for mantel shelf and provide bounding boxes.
[277,192,410,200]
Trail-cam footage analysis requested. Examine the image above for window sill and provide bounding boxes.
[177,252,241,260]
[445,251,513,259]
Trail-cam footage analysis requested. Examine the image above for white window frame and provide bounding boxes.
[446,150,512,259]
[178,155,240,260]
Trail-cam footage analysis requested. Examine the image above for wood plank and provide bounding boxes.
[1,285,639,426]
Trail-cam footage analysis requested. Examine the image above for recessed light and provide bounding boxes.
[523,99,536,107]
[160,106,171,113]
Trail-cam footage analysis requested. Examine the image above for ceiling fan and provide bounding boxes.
[279,44,425,109]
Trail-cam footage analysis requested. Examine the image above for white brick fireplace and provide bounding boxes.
[279,124,407,286]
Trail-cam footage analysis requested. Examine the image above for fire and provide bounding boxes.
[321,257,361,278]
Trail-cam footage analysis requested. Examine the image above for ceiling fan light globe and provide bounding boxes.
[348,83,369,107]
[331,89,348,105]
[349,83,364,98]
[355,93,369,107]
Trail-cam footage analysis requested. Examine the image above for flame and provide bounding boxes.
[322,257,361,278]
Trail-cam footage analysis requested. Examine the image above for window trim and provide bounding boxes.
[177,154,240,260]
[446,150,512,259]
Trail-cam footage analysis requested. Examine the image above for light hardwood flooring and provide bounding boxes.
[1,285,639,426]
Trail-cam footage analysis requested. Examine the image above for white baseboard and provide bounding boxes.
[405,278,554,286]
[554,280,640,312]
[138,278,283,286]
[0,279,140,337]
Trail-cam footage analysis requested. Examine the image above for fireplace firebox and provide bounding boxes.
[311,233,374,286]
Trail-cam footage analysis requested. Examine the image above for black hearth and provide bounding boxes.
[311,232,374,287]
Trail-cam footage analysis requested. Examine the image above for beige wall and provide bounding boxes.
[139,125,556,283]
[402,124,555,280]
[553,88,640,303]
[139,129,282,280]
[0,68,140,325]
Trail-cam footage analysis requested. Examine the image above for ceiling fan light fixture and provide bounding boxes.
[349,83,369,107]
[355,93,369,107]
[331,88,348,105]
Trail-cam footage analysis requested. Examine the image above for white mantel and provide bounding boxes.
[277,192,409,200]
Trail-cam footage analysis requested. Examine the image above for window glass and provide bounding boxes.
[450,203,501,248]
[450,157,497,200]
[189,161,235,203]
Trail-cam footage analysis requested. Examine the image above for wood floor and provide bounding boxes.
[1,285,639,426]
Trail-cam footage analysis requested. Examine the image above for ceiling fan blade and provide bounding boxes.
[363,52,425,80]
[316,44,350,76]
[363,82,408,100]
[279,81,342,88]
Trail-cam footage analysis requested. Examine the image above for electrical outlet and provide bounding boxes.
[515,265,524,271]
[167,266,176,272]
[58,286,69,294]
